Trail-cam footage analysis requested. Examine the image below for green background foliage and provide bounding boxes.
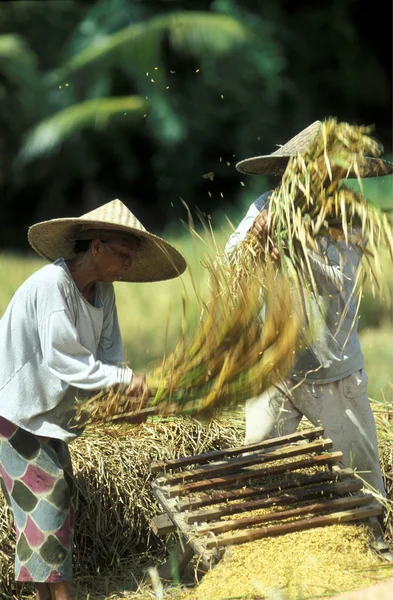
[0,0,391,247]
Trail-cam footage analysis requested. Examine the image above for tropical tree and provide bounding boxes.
[0,0,391,248]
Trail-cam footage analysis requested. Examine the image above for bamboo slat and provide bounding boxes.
[177,468,354,511]
[165,451,343,498]
[150,427,324,472]
[204,506,382,548]
[196,493,374,535]
[185,479,363,524]
[163,438,333,485]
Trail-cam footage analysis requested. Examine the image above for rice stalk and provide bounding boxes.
[73,119,392,428]
[74,257,302,427]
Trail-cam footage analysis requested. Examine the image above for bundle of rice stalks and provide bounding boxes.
[231,118,393,303]
[74,119,393,429]
[74,258,303,427]
[372,398,393,546]
[0,417,243,599]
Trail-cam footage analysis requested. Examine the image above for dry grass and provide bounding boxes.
[0,416,243,600]
[1,402,393,600]
[74,256,302,428]
[371,400,393,546]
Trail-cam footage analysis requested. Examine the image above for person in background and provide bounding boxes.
[226,121,393,498]
[0,198,186,600]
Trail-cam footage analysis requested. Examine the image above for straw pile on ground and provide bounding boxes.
[0,416,243,600]
[372,400,393,547]
[1,406,392,600]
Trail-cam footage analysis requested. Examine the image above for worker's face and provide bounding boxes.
[90,239,134,282]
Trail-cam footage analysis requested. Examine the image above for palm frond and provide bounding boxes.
[49,11,254,85]
[0,34,40,91]
[20,95,148,159]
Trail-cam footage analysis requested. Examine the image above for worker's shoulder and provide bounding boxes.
[27,259,70,286]
[15,261,73,305]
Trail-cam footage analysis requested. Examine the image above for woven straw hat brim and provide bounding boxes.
[235,154,393,178]
[28,218,187,283]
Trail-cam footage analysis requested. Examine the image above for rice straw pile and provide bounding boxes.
[0,417,243,600]
[372,398,393,546]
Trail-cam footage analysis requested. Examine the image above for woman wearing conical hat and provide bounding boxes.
[227,121,392,502]
[0,199,186,600]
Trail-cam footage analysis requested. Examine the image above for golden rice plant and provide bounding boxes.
[74,256,302,427]
[251,119,392,300]
[229,118,393,352]
[74,119,393,427]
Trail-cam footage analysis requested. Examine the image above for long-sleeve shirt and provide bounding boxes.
[225,193,364,384]
[0,259,132,442]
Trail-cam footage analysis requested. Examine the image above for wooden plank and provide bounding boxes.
[196,493,374,534]
[204,505,382,548]
[165,451,343,497]
[150,427,325,472]
[150,482,223,569]
[163,438,333,485]
[151,513,177,536]
[185,479,363,524]
[177,468,354,511]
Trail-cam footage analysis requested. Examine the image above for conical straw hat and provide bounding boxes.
[28,199,187,282]
[236,121,393,178]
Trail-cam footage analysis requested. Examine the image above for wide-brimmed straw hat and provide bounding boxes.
[28,199,187,282]
[236,121,393,178]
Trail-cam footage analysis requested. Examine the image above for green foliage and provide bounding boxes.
[0,0,391,248]
[51,11,255,84]
[21,95,148,158]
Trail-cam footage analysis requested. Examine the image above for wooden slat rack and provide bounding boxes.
[151,427,382,575]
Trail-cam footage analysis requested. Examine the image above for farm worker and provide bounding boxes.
[0,199,186,600]
[226,121,392,497]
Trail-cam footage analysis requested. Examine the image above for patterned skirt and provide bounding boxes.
[0,416,75,583]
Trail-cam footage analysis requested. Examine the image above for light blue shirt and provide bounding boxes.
[226,193,364,383]
[0,259,132,441]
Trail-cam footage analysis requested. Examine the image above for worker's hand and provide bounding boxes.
[121,411,150,425]
[250,209,270,245]
[124,373,150,406]
[250,209,280,262]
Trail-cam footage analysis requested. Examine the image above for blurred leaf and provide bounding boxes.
[0,34,39,86]
[20,95,148,160]
[64,0,143,57]
[49,11,255,85]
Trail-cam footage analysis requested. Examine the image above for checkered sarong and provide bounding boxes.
[0,416,75,582]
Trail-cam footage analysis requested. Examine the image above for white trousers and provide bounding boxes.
[245,368,385,496]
